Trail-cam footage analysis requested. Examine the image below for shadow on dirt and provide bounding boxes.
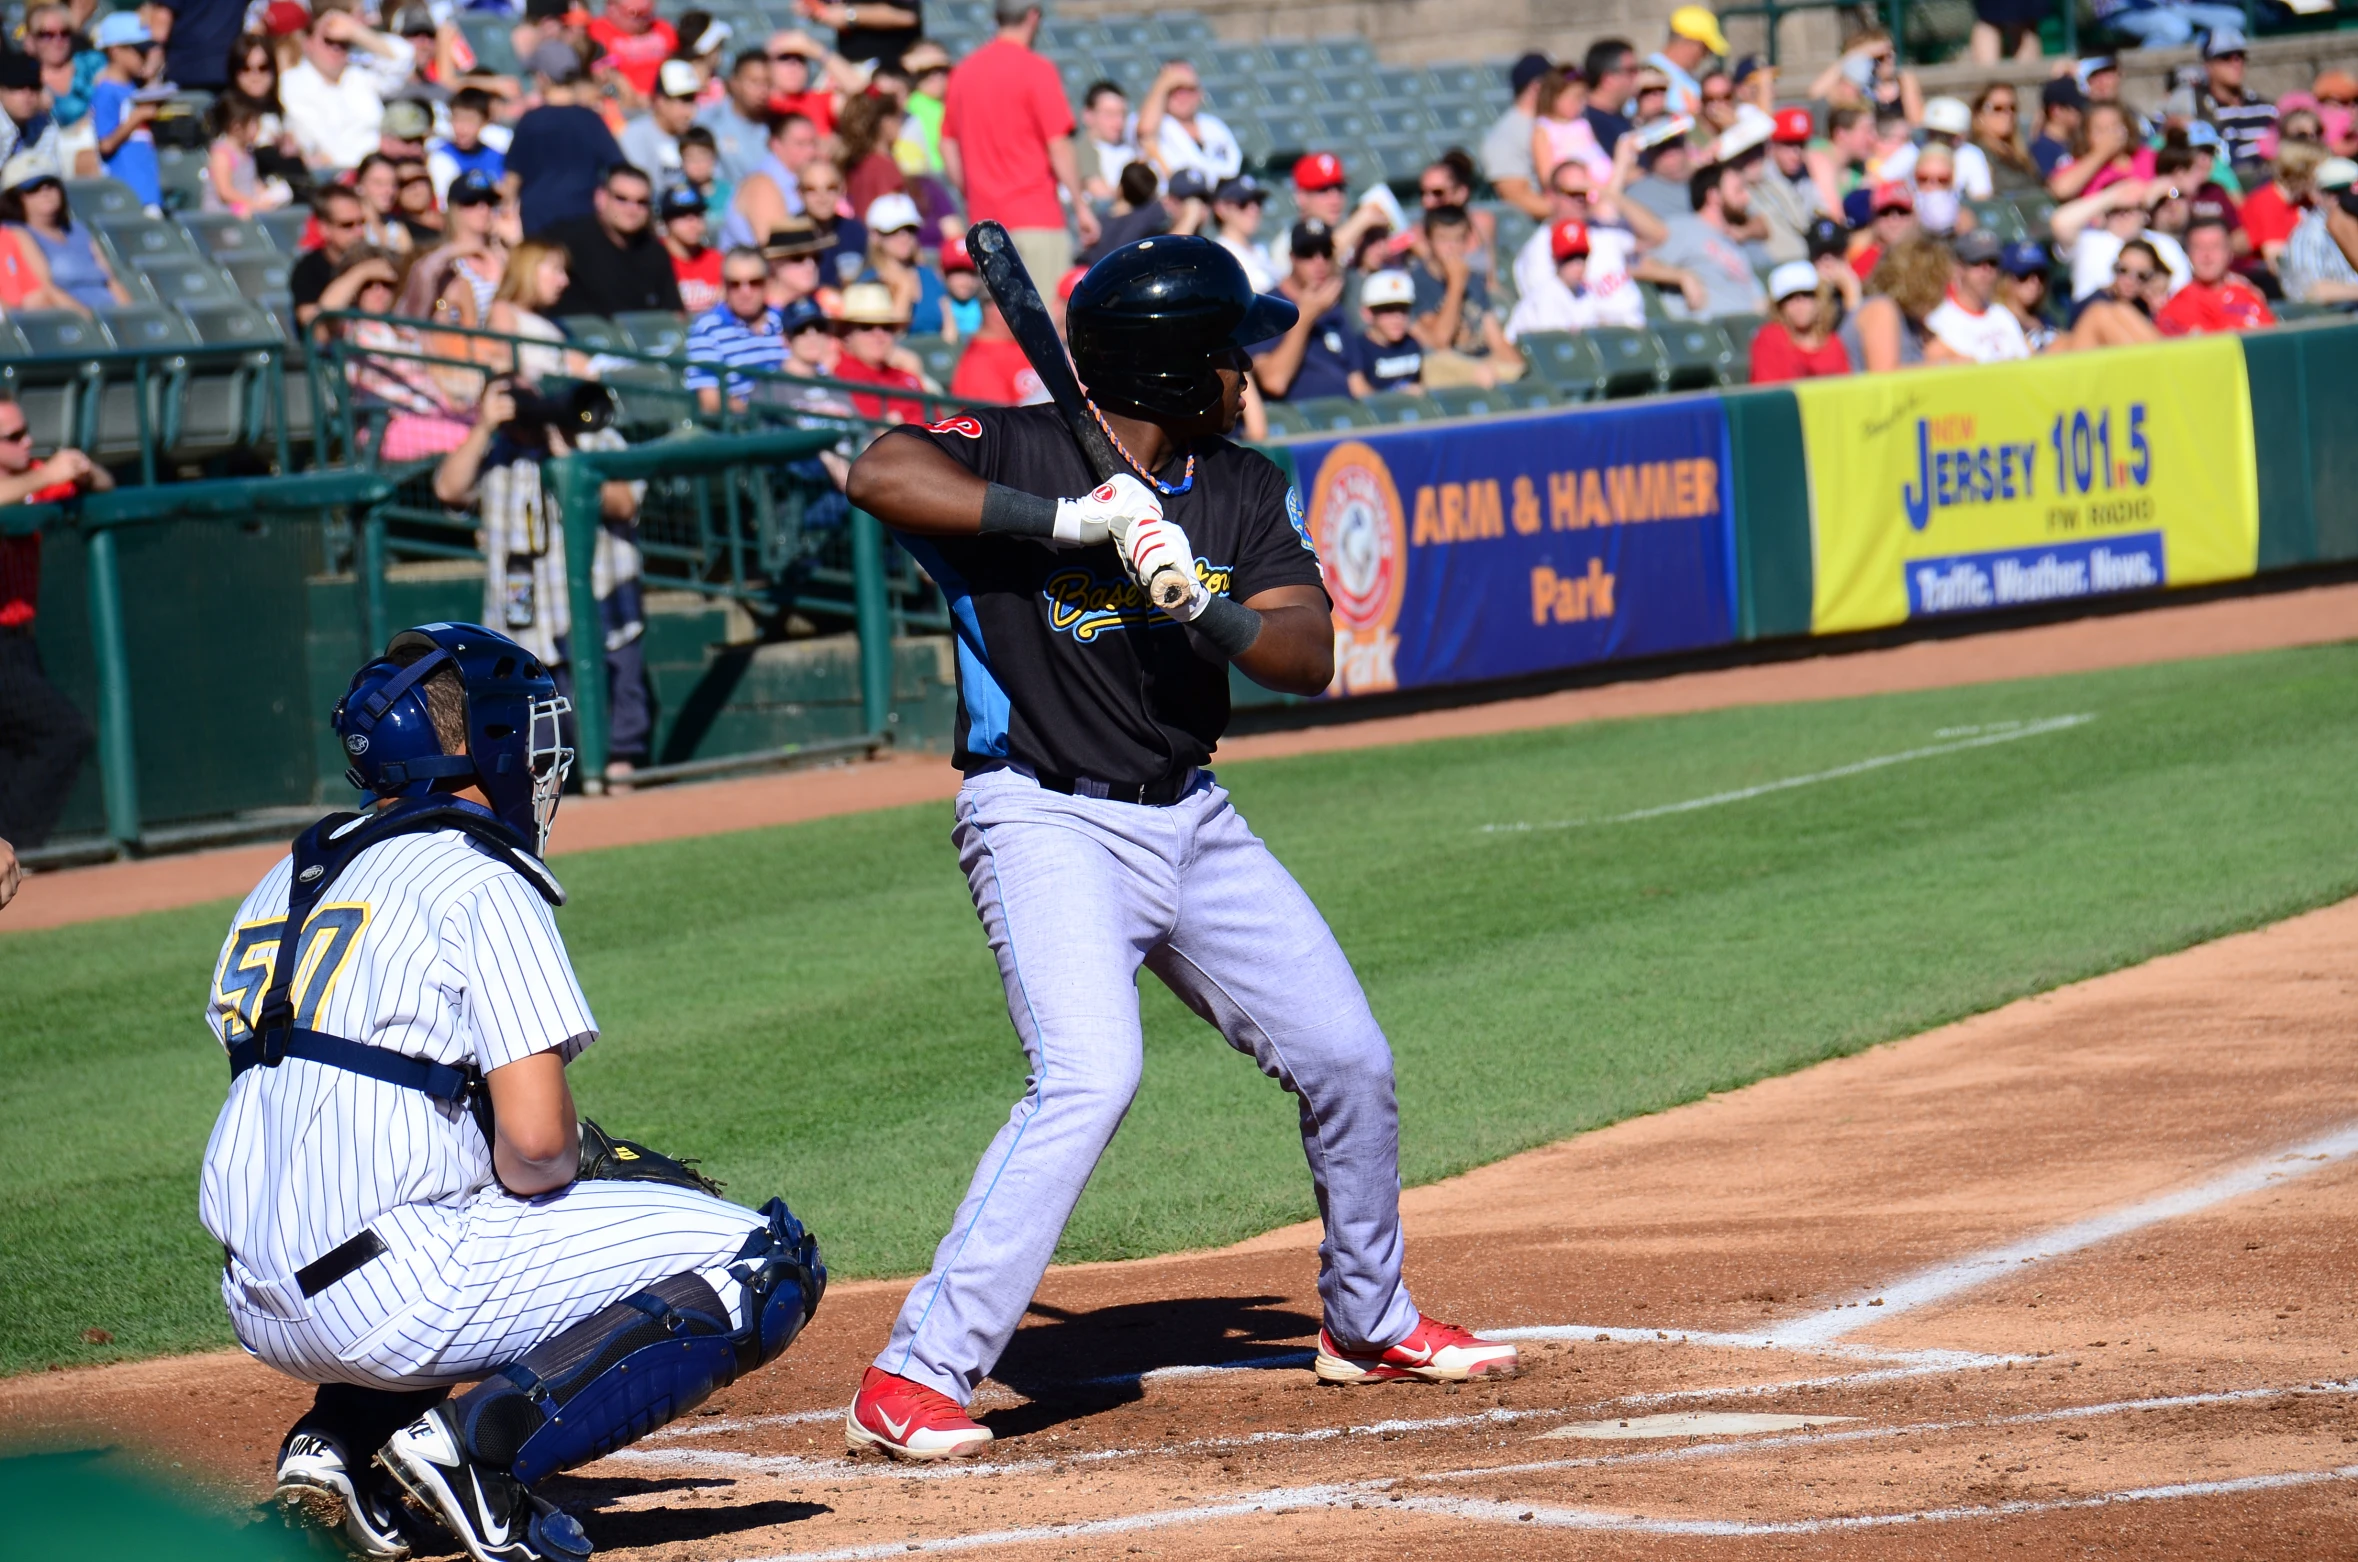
[980,1293,1317,1437]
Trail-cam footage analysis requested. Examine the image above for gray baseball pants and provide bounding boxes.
[876,765,1421,1404]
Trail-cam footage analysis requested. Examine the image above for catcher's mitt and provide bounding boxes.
[576,1118,725,1197]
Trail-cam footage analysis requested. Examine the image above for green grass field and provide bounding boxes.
[6,643,2357,1377]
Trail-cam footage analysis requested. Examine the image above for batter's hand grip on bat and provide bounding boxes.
[1147,567,1192,610]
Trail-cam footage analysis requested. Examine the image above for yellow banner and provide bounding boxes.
[1795,338,2259,635]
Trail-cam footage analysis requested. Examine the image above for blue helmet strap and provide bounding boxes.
[353,647,455,732]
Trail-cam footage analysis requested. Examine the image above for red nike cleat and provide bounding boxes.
[1314,1317,1520,1384]
[844,1366,995,1461]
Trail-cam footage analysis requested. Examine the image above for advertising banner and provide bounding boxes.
[1291,399,1737,697]
[1795,338,2259,636]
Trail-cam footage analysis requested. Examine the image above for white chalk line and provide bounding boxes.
[724,1453,2358,1560]
[1772,1119,2358,1346]
[1479,712,2095,834]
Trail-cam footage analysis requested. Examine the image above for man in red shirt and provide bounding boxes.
[948,295,1048,405]
[0,396,104,849]
[941,0,1098,290]
[830,281,931,421]
[586,0,678,102]
[2157,217,2275,334]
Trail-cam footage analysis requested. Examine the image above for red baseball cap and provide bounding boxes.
[1292,151,1347,192]
[263,0,311,35]
[941,235,975,272]
[1870,180,1915,213]
[1772,106,1813,144]
[1550,218,1591,261]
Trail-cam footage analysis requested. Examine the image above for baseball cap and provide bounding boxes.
[449,168,501,206]
[1167,168,1212,201]
[1952,228,2002,265]
[1668,4,1730,57]
[901,40,951,75]
[1363,268,1416,307]
[659,183,706,219]
[92,11,155,47]
[1548,218,1591,261]
[2041,77,2088,112]
[0,52,40,89]
[864,192,920,233]
[2074,53,2119,85]
[1509,51,1553,96]
[1,151,59,192]
[2314,69,2358,102]
[1804,214,1847,258]
[380,98,433,142]
[1291,151,1347,192]
[1714,104,1773,162]
[389,4,436,36]
[2202,26,2247,58]
[2316,156,2358,191]
[1213,174,1265,206]
[1289,218,1335,259]
[262,0,310,34]
[529,39,584,83]
[2000,239,2050,276]
[658,58,700,98]
[1772,105,1813,144]
[940,235,975,272]
[837,280,908,327]
[779,297,827,335]
[1870,179,1914,214]
[2182,119,2226,153]
[1767,259,1817,301]
[1922,96,1971,137]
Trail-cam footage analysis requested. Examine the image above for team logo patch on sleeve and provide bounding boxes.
[1286,484,1318,556]
[924,415,984,438]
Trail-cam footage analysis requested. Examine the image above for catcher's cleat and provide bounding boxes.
[1313,1317,1520,1384]
[844,1366,994,1461]
[273,1428,414,1560]
[378,1408,592,1562]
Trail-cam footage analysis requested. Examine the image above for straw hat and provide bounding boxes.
[836,281,909,326]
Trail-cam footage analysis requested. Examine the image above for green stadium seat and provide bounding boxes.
[95,214,197,268]
[1517,330,1607,400]
[1287,395,1376,431]
[183,300,280,346]
[1259,400,1313,436]
[1372,102,1430,136]
[1654,321,1727,390]
[1967,200,2027,244]
[1097,15,1154,49]
[1498,379,1559,411]
[1588,326,1668,397]
[1316,105,1375,144]
[7,310,98,451]
[1641,282,1672,325]
[1258,110,1316,158]
[177,212,270,260]
[64,177,141,220]
[99,304,199,351]
[2013,193,2058,238]
[1426,63,1487,98]
[1152,13,1215,47]
[1360,390,1445,424]
[1362,136,1427,183]
[558,315,627,350]
[1315,35,1375,70]
[1426,98,1490,139]
[907,334,963,385]
[1426,384,1508,419]
[91,307,196,462]
[224,254,293,300]
[1261,77,1320,110]
[614,311,689,358]
[1259,40,1317,75]
[1206,43,1259,79]
[140,255,241,308]
[257,206,314,253]
[155,146,206,209]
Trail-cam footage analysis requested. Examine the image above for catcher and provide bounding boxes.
[199,623,824,1562]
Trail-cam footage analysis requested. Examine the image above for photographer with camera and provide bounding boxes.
[434,374,655,786]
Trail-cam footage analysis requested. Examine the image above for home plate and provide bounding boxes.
[1538,1412,1859,1441]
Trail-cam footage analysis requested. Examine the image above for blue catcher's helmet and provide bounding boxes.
[332,623,575,854]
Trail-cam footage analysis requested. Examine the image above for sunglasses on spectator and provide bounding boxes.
[1915,173,1953,187]
[0,424,29,441]
[724,275,767,288]
[2115,264,2157,281]
[1418,182,1454,200]
[1983,100,2014,114]
[1702,90,1734,103]
[30,27,73,40]
[768,50,806,61]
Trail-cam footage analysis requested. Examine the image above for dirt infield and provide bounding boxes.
[9,884,2358,1558]
[8,578,2357,934]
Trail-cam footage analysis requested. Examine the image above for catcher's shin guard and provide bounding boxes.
[449,1200,825,1484]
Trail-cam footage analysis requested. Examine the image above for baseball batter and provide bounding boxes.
[839,236,1516,1461]
[200,623,824,1562]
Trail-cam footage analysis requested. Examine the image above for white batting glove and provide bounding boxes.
[1117,514,1211,621]
[1053,473,1162,548]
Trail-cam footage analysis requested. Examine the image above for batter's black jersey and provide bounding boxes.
[883,405,1328,783]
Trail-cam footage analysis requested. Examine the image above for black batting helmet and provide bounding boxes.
[1066,235,1298,422]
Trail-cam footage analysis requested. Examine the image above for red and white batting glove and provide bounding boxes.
[1054,473,1161,548]
[1117,514,1211,621]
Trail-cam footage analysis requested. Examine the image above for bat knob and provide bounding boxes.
[1149,567,1192,611]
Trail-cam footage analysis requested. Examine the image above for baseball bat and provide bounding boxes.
[964,220,1193,611]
